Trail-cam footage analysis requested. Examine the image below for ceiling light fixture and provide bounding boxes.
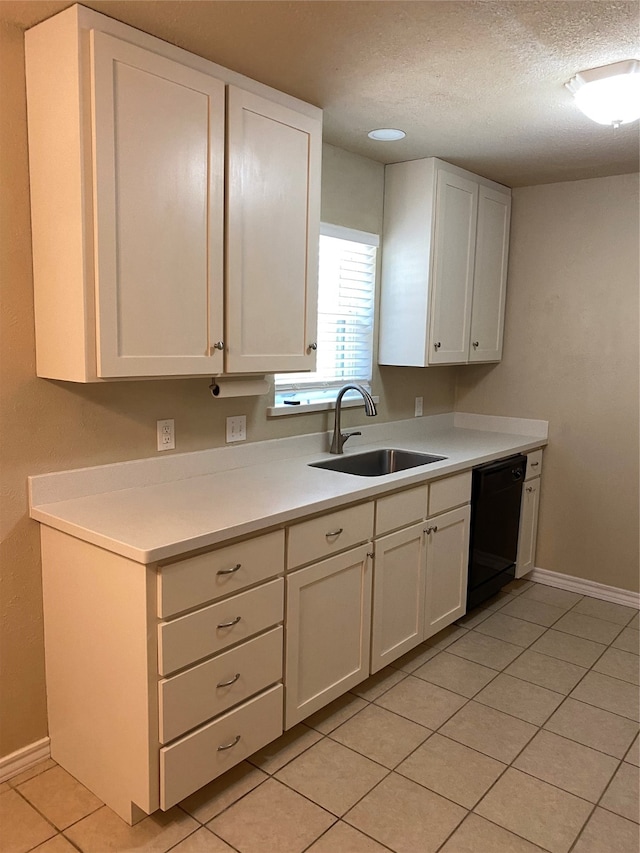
[566,59,640,127]
[367,128,406,141]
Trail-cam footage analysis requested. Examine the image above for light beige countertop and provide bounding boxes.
[29,413,548,563]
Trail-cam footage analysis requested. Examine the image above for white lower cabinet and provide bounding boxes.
[423,505,471,639]
[371,523,427,673]
[159,627,283,744]
[516,448,543,579]
[37,466,481,824]
[160,684,283,809]
[285,544,372,728]
[516,477,541,578]
[40,526,285,825]
[371,484,471,671]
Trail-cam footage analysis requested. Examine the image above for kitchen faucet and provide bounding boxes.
[330,384,378,454]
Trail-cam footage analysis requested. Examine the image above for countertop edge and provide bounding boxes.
[30,429,546,564]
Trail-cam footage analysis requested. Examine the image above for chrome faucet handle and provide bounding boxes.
[341,431,361,448]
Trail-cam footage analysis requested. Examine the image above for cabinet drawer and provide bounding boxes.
[428,471,472,516]
[525,449,543,481]
[158,578,284,676]
[159,626,283,744]
[375,485,428,536]
[158,530,284,618]
[160,684,283,809]
[287,502,374,569]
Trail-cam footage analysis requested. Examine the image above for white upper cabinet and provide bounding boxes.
[25,6,321,382]
[468,187,511,362]
[226,89,320,374]
[429,170,478,365]
[91,32,225,378]
[378,158,511,368]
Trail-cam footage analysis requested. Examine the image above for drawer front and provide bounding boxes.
[428,471,472,516]
[525,449,543,481]
[158,530,284,618]
[159,626,283,744]
[287,502,374,569]
[375,485,428,536]
[158,578,284,676]
[160,684,283,809]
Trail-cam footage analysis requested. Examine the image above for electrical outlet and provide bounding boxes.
[414,396,423,417]
[157,419,175,451]
[226,415,246,443]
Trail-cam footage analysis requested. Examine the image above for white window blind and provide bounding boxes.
[275,224,378,405]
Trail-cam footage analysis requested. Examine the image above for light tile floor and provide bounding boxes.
[2,580,639,853]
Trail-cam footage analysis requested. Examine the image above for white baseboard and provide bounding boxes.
[0,737,51,784]
[528,567,640,609]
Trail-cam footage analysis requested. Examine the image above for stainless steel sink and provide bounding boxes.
[309,448,447,477]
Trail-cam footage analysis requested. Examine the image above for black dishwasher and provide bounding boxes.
[467,454,526,610]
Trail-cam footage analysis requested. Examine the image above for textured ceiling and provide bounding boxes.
[2,0,639,186]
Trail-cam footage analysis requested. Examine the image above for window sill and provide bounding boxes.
[266,396,380,418]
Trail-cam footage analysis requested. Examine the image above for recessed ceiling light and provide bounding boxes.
[566,59,640,127]
[367,128,406,141]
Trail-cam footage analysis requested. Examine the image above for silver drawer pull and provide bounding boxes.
[531,461,540,467]
[326,528,343,538]
[217,563,242,576]
[424,525,438,534]
[217,616,241,629]
[217,735,241,751]
[217,672,241,688]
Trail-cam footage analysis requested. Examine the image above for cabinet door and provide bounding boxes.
[428,169,477,365]
[468,187,511,362]
[285,545,371,728]
[424,505,470,639]
[91,31,225,377]
[516,478,540,578]
[371,523,427,673]
[226,87,321,374]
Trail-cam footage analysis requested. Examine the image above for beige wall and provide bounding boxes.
[0,26,455,757]
[456,173,640,594]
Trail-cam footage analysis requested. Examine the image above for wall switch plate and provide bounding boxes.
[414,396,423,417]
[226,415,246,443]
[157,419,175,451]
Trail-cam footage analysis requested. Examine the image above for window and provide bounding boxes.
[274,223,378,409]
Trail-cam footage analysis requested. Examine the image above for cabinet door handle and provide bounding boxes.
[472,341,479,349]
[325,528,343,538]
[217,672,241,688]
[531,461,540,468]
[217,616,241,629]
[217,735,241,751]
[424,525,438,534]
[367,551,375,559]
[212,341,224,351]
[434,342,442,350]
[526,486,534,493]
[307,342,317,352]
[217,563,241,576]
